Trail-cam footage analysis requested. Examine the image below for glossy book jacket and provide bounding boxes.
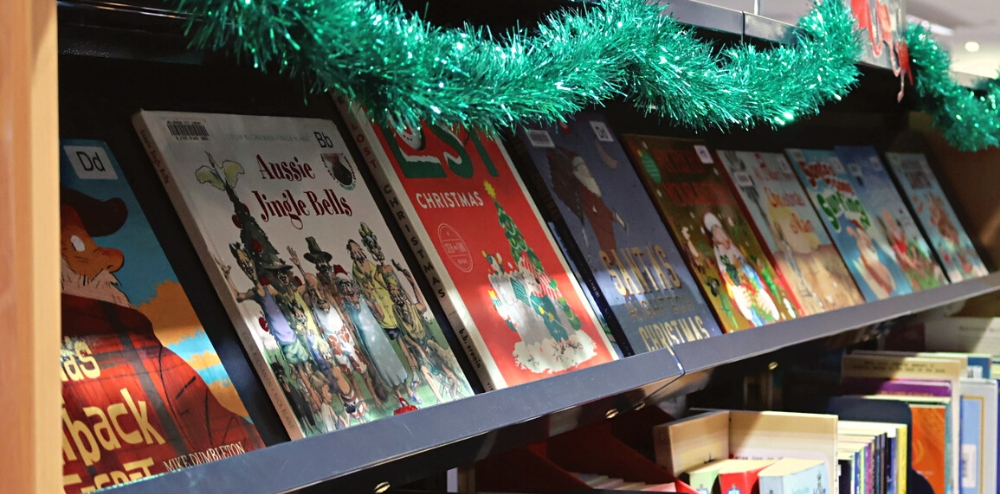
[884,152,988,281]
[786,149,913,301]
[835,146,947,291]
[622,135,798,333]
[340,98,617,390]
[515,113,721,355]
[717,150,865,315]
[60,140,263,493]
[134,112,472,439]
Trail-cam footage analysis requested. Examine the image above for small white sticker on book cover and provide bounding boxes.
[849,164,864,177]
[65,145,118,180]
[589,121,615,142]
[961,444,977,488]
[693,145,714,164]
[165,120,211,141]
[733,171,754,188]
[829,158,846,174]
[525,129,555,148]
[777,157,793,174]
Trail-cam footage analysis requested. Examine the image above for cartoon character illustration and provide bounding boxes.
[928,193,977,275]
[876,209,945,290]
[60,185,261,474]
[334,264,413,412]
[389,260,469,402]
[546,146,626,253]
[704,212,780,326]
[846,220,896,299]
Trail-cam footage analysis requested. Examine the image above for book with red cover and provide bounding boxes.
[339,97,618,389]
[621,135,798,332]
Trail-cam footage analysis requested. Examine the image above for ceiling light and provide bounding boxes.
[966,41,981,53]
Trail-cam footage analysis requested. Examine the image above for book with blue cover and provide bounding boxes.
[514,114,722,355]
[786,149,913,301]
[834,146,948,291]
[884,152,989,282]
[758,459,829,494]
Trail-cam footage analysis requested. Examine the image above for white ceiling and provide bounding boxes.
[694,0,1000,78]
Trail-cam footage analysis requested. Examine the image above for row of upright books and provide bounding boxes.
[60,103,988,492]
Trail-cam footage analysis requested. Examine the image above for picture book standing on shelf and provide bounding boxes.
[835,146,947,291]
[717,150,865,315]
[59,140,264,493]
[786,149,913,301]
[622,135,798,333]
[514,114,721,355]
[338,97,617,389]
[884,152,988,281]
[134,112,473,439]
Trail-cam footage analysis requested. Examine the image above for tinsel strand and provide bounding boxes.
[172,0,862,132]
[906,23,1000,152]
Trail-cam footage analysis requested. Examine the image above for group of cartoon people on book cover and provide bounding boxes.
[194,149,472,436]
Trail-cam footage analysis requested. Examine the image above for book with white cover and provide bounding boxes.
[134,111,472,439]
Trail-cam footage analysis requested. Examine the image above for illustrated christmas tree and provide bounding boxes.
[484,180,582,332]
[196,152,282,271]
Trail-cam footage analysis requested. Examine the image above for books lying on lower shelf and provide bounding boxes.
[134,111,474,439]
[59,140,264,493]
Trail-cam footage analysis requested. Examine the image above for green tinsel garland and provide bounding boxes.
[907,24,1000,152]
[174,0,862,132]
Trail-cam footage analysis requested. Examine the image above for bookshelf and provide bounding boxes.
[5,0,999,493]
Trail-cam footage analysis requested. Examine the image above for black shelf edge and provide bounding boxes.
[674,271,1000,373]
[107,347,682,494]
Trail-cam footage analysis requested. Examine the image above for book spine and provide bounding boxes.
[504,129,636,357]
[132,114,306,439]
[333,95,500,391]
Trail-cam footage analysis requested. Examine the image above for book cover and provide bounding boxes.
[757,459,829,494]
[515,114,722,355]
[338,99,617,389]
[837,433,881,494]
[838,443,865,494]
[958,378,998,494]
[883,153,988,281]
[836,450,859,494]
[716,150,865,315]
[785,149,912,301]
[59,140,264,493]
[717,460,777,494]
[834,146,948,291]
[653,410,730,477]
[133,111,473,439]
[621,135,798,332]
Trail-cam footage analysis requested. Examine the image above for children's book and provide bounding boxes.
[337,98,618,389]
[133,112,473,439]
[717,460,777,494]
[59,140,264,493]
[884,153,988,281]
[514,114,722,355]
[785,149,912,301]
[834,146,948,291]
[958,378,998,494]
[717,150,865,315]
[622,136,798,332]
